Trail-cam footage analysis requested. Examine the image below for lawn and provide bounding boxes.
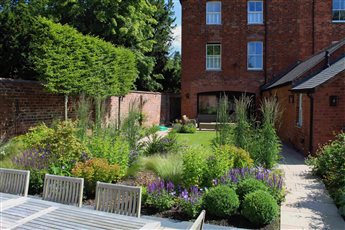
[176,131,216,149]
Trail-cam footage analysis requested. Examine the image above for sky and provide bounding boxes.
[171,0,182,54]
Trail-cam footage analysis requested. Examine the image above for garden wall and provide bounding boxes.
[0,78,180,138]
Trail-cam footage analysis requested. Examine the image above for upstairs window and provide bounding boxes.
[333,0,345,22]
[248,42,263,70]
[248,1,263,24]
[206,44,221,70]
[206,2,221,25]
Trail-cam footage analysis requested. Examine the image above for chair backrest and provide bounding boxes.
[95,182,142,217]
[189,210,206,230]
[42,174,84,207]
[0,168,30,196]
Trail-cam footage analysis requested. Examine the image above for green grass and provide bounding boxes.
[176,131,216,150]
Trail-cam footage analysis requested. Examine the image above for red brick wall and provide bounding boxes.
[313,73,345,152]
[181,0,345,118]
[0,79,179,138]
[263,72,345,155]
[106,91,178,127]
[263,86,311,155]
[0,78,75,138]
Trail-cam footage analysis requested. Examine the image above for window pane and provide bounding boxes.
[207,2,221,13]
[256,2,263,11]
[248,2,256,11]
[248,43,255,54]
[340,10,345,20]
[256,56,263,69]
[248,56,255,68]
[214,45,220,55]
[207,46,213,55]
[333,0,340,9]
[256,43,263,54]
[199,95,218,115]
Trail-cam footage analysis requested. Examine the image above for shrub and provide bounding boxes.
[180,123,197,133]
[17,121,89,174]
[121,101,144,151]
[178,187,203,218]
[227,145,254,168]
[72,158,120,198]
[141,131,179,156]
[234,96,253,150]
[12,148,53,194]
[182,147,208,187]
[0,137,25,161]
[203,146,233,186]
[237,178,268,200]
[203,185,239,218]
[146,180,176,212]
[250,97,282,169]
[141,153,183,185]
[242,190,279,225]
[216,167,285,204]
[215,95,234,146]
[307,133,345,216]
[86,130,129,177]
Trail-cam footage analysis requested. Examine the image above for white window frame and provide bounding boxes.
[248,0,264,24]
[206,1,222,25]
[298,94,303,127]
[206,44,221,71]
[247,42,263,70]
[332,0,345,22]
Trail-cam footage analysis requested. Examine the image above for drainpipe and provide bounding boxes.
[307,93,314,154]
[264,0,268,84]
[325,51,331,67]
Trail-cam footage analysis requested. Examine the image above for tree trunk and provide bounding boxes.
[64,95,68,121]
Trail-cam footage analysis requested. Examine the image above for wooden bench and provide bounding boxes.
[189,210,206,230]
[0,168,30,196]
[42,174,84,207]
[197,114,217,130]
[95,182,142,217]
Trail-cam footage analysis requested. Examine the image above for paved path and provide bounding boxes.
[279,145,345,230]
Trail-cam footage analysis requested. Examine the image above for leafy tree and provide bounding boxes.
[0,1,36,79]
[162,52,181,93]
[142,0,176,91]
[35,0,158,91]
[30,17,137,119]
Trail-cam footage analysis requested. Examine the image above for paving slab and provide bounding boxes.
[279,145,345,230]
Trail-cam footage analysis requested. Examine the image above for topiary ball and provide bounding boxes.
[237,178,269,200]
[203,185,240,218]
[242,190,279,225]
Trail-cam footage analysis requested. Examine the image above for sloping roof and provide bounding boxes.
[262,38,345,90]
[292,57,345,91]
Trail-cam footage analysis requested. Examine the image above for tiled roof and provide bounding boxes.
[262,38,345,90]
[292,57,345,91]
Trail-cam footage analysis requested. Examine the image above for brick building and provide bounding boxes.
[181,0,345,154]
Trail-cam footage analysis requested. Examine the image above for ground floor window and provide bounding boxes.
[197,92,255,120]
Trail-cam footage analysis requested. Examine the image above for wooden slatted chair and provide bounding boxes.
[95,182,142,217]
[42,174,84,207]
[0,168,30,196]
[189,210,206,230]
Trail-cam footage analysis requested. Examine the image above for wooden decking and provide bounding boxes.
[0,192,161,230]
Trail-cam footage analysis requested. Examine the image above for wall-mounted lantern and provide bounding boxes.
[329,96,338,106]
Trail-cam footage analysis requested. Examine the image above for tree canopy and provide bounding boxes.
[30,17,137,98]
[0,0,180,92]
